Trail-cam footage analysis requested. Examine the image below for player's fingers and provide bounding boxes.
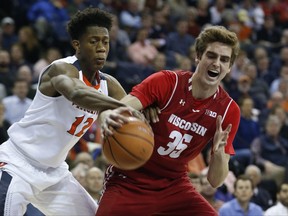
[216,115,222,131]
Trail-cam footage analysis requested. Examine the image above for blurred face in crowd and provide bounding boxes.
[85,167,104,193]
[234,179,253,204]
[265,115,281,137]
[0,50,10,69]
[13,80,29,100]
[278,183,288,207]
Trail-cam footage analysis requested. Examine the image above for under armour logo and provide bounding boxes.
[179,99,185,106]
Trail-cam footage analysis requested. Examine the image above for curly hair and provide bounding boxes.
[67,7,113,40]
[194,25,240,67]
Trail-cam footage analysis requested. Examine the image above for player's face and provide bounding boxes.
[76,26,110,73]
[196,42,232,87]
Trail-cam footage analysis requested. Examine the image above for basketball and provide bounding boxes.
[102,116,154,170]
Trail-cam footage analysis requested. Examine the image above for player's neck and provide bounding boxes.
[191,82,217,100]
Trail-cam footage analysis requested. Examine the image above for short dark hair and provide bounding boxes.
[67,7,113,40]
[234,174,254,190]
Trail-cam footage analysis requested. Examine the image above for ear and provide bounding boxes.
[72,40,80,52]
[195,58,200,65]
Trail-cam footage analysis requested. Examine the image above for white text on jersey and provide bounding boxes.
[168,114,207,136]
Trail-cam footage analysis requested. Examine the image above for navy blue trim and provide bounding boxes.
[72,59,81,71]
[0,171,12,215]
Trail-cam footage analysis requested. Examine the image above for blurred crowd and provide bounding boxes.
[1,0,288,215]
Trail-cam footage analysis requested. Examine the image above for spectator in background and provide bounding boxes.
[219,175,263,216]
[270,65,288,95]
[2,78,32,124]
[119,0,142,41]
[251,114,288,186]
[16,65,36,99]
[264,182,288,216]
[167,0,188,22]
[85,167,104,203]
[253,46,276,86]
[243,61,270,110]
[245,165,274,211]
[0,49,13,96]
[230,49,250,81]
[0,17,18,51]
[27,0,70,53]
[186,6,201,38]
[195,0,211,26]
[10,43,29,77]
[0,102,10,144]
[127,27,158,66]
[165,18,195,58]
[232,97,261,172]
[18,26,41,64]
[270,105,288,141]
[33,47,62,82]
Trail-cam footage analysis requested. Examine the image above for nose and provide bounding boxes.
[96,42,106,52]
[213,57,221,67]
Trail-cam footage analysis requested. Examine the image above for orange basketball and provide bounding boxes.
[102,116,154,170]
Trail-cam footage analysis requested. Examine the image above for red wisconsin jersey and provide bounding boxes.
[108,70,240,189]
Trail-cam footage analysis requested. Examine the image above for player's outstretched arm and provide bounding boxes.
[207,115,231,188]
[41,62,126,112]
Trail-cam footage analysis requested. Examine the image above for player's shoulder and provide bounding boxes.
[218,87,240,110]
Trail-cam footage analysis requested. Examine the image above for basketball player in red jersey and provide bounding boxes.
[97,25,241,216]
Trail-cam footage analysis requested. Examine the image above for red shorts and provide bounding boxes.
[96,177,217,216]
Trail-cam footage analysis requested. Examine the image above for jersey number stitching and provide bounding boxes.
[157,130,191,158]
[67,116,94,137]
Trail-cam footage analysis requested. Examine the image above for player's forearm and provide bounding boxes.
[207,149,230,188]
[70,88,126,112]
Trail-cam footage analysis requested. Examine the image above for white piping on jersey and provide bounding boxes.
[161,71,179,111]
[222,99,233,124]
[79,70,83,81]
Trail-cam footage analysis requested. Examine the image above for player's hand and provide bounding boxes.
[142,106,160,123]
[99,107,144,136]
[212,115,232,153]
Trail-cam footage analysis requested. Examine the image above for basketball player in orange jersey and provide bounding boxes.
[0,8,138,216]
[97,25,241,216]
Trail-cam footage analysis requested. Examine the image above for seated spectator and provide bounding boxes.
[251,115,288,186]
[243,62,270,109]
[33,47,62,83]
[16,65,36,99]
[165,18,195,58]
[2,78,32,124]
[264,182,288,216]
[218,175,263,216]
[270,105,288,141]
[85,167,104,203]
[18,26,42,64]
[232,97,261,171]
[245,165,274,211]
[127,27,159,66]
[10,43,29,77]
[0,17,18,51]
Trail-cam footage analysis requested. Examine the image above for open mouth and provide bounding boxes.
[208,70,219,78]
